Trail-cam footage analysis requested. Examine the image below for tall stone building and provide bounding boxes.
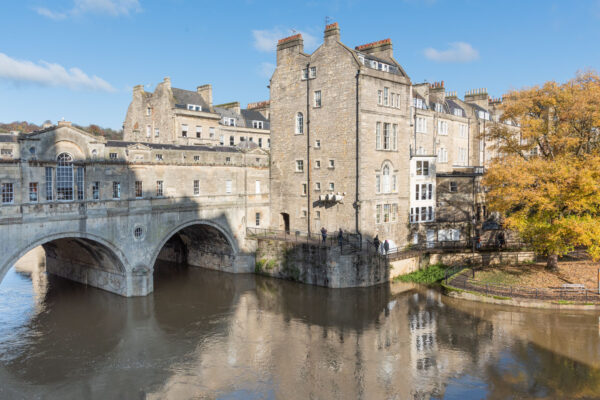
[123,78,270,149]
[270,23,413,246]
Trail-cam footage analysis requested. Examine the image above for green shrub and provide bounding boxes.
[395,263,448,284]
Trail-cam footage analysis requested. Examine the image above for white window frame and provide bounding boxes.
[225,180,232,194]
[314,90,321,107]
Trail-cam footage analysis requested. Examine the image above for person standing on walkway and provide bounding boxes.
[373,235,380,253]
[338,228,344,248]
[383,239,389,255]
[320,227,327,245]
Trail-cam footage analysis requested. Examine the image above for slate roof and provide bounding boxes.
[445,99,465,116]
[106,140,241,153]
[214,107,270,130]
[0,134,18,143]
[171,88,211,111]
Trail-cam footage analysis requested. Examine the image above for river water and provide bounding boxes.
[2,257,600,399]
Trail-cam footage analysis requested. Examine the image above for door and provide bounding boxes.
[281,213,290,233]
[426,229,435,248]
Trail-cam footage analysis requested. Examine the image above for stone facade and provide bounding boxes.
[123,78,271,150]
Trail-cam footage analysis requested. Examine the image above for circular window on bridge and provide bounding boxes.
[134,226,145,240]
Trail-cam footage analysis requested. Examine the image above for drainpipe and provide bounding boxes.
[306,63,311,236]
[355,69,361,239]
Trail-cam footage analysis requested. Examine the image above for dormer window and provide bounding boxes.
[413,98,424,109]
[435,103,444,113]
[478,111,490,120]
[187,104,202,111]
[453,108,463,117]
[252,120,264,129]
[223,117,236,126]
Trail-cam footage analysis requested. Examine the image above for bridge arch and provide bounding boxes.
[151,219,240,272]
[0,232,132,296]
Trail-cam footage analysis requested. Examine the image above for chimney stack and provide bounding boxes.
[355,38,393,60]
[197,84,213,108]
[324,22,340,43]
[276,34,304,65]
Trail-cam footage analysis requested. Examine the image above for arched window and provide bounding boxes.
[382,165,390,193]
[56,153,74,201]
[296,112,304,134]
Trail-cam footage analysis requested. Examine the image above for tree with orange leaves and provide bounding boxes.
[484,71,600,270]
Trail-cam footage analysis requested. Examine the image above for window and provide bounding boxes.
[135,181,143,198]
[383,123,390,150]
[458,147,467,164]
[92,181,99,200]
[156,154,163,161]
[181,124,188,137]
[134,227,144,239]
[194,180,200,196]
[450,181,457,192]
[1,183,13,204]
[109,153,118,160]
[384,87,389,106]
[377,90,383,105]
[392,204,398,222]
[413,98,424,109]
[309,66,316,78]
[225,180,232,193]
[438,120,448,135]
[302,68,308,80]
[45,167,53,201]
[415,184,420,200]
[226,157,231,163]
[219,135,224,146]
[392,124,397,150]
[459,124,468,138]
[302,210,308,218]
[56,153,74,201]
[229,136,235,146]
[258,138,262,147]
[439,229,460,242]
[255,212,261,226]
[435,103,444,113]
[393,175,397,192]
[194,155,200,161]
[376,122,381,149]
[295,160,304,172]
[249,137,254,142]
[391,93,396,108]
[253,120,264,129]
[437,147,448,163]
[328,159,335,169]
[315,139,321,149]
[314,90,321,107]
[416,117,427,133]
[187,104,201,111]
[156,180,163,197]
[416,161,429,176]
[376,204,381,224]
[255,180,260,194]
[421,184,427,200]
[428,184,433,200]
[196,126,202,138]
[146,125,151,138]
[301,183,308,195]
[454,108,463,117]
[209,127,215,138]
[155,128,160,137]
[382,165,390,193]
[29,182,38,202]
[376,175,381,193]
[267,139,270,148]
[315,182,321,191]
[383,204,390,222]
[428,206,434,221]
[147,107,152,116]
[315,160,321,169]
[296,112,304,134]
[316,211,321,219]
[112,182,121,199]
[329,182,334,191]
[76,167,84,200]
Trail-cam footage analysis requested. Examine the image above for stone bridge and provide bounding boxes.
[0,197,256,296]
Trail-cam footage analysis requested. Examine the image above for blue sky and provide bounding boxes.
[1,0,599,129]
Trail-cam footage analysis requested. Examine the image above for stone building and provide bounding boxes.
[269,23,519,249]
[123,78,270,150]
[269,23,413,247]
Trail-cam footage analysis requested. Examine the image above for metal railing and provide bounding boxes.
[246,227,362,253]
[447,267,600,303]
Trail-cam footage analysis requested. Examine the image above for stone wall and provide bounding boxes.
[255,239,389,288]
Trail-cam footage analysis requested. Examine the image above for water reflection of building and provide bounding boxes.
[12,246,48,302]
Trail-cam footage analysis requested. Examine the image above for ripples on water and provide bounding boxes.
[1,255,600,399]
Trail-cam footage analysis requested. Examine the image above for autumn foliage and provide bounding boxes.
[483,71,600,270]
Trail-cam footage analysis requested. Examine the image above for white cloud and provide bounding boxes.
[0,53,116,92]
[34,0,141,19]
[423,42,479,63]
[258,62,276,78]
[252,27,318,53]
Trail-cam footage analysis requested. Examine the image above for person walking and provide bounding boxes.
[373,235,380,253]
[383,239,390,255]
[338,228,344,248]
[320,227,327,245]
